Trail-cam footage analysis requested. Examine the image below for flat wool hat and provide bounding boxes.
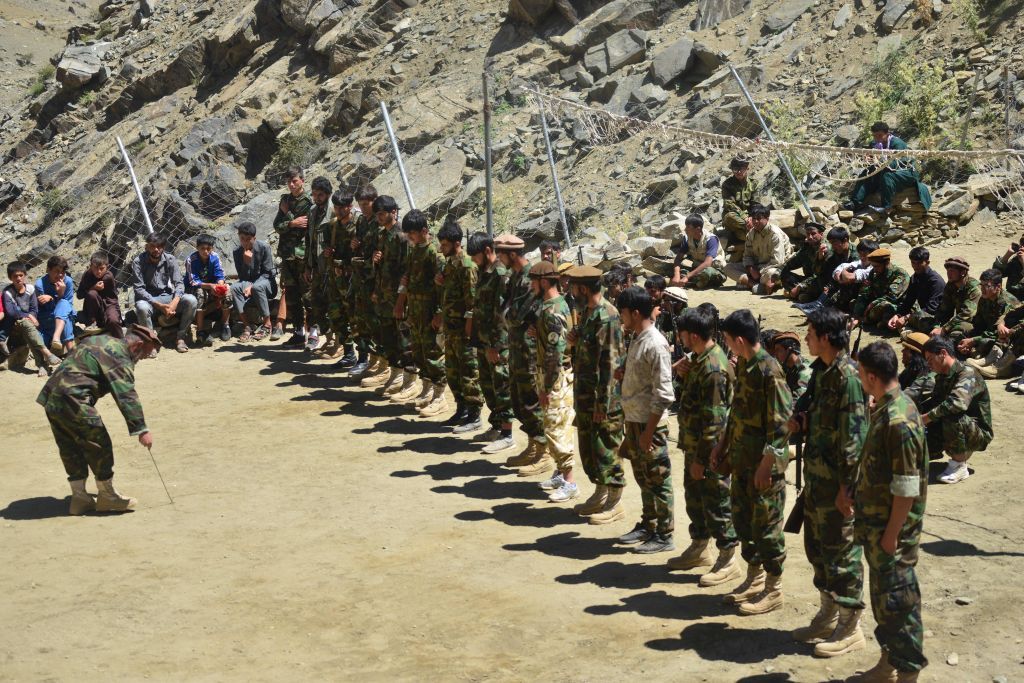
[663,286,688,303]
[128,323,162,349]
[557,262,575,274]
[529,260,558,278]
[493,233,525,251]
[867,248,892,261]
[900,331,930,353]
[944,256,970,271]
[771,331,801,345]
[566,265,602,281]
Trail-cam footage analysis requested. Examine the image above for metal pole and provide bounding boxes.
[728,65,814,220]
[535,92,573,249]
[380,101,416,210]
[116,136,154,234]
[1006,65,1013,150]
[482,71,495,236]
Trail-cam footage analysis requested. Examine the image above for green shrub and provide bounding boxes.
[37,189,72,219]
[269,124,327,176]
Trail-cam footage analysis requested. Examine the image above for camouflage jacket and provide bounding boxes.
[853,264,911,317]
[474,261,509,349]
[441,251,477,325]
[781,242,833,286]
[725,347,794,473]
[721,176,758,221]
[505,262,541,348]
[352,214,379,286]
[374,224,408,311]
[36,336,147,435]
[273,192,312,260]
[305,200,333,272]
[536,294,571,392]
[785,356,813,404]
[903,370,936,412]
[927,361,993,445]
[573,297,623,414]
[971,289,1020,340]
[404,240,444,317]
[325,216,356,270]
[854,387,927,540]
[797,351,867,489]
[934,278,981,334]
[679,343,733,468]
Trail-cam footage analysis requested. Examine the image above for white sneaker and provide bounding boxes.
[539,472,565,491]
[548,482,580,503]
[482,435,515,454]
[939,460,970,484]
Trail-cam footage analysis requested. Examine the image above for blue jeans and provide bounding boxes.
[39,299,76,346]
[135,293,197,339]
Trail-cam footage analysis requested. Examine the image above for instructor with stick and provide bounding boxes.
[37,324,161,515]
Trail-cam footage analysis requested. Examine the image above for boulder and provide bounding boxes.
[877,33,902,61]
[762,0,813,33]
[646,174,681,196]
[879,0,912,34]
[693,0,751,30]
[551,0,667,55]
[834,124,861,146]
[688,99,761,137]
[833,3,852,29]
[628,236,672,257]
[0,181,23,213]
[371,142,467,213]
[649,37,694,87]
[515,209,567,241]
[280,0,345,39]
[197,164,247,218]
[55,42,113,90]
[507,0,579,25]
[583,29,648,79]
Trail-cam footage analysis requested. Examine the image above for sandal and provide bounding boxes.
[238,326,253,343]
[252,325,271,342]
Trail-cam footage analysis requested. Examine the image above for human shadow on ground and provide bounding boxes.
[645,621,805,661]
[457,501,588,529]
[1,496,85,520]
[319,399,409,420]
[585,589,733,622]
[391,459,507,481]
[217,344,319,376]
[921,536,1024,558]
[502,530,629,561]
[353,417,452,436]
[435,477,544,501]
[556,561,699,591]
[379,435,482,456]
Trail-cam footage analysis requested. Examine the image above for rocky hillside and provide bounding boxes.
[0,0,1021,279]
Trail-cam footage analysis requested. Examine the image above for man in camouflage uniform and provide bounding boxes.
[768,331,813,403]
[272,166,312,346]
[302,176,334,352]
[36,324,161,515]
[437,220,483,429]
[963,268,1020,379]
[789,308,868,658]
[393,210,445,409]
[365,195,413,395]
[565,265,626,521]
[668,306,740,585]
[468,232,516,454]
[899,332,936,412]
[348,186,380,376]
[529,261,578,502]
[921,335,993,485]
[494,234,548,471]
[995,298,1024,391]
[715,309,793,615]
[850,249,911,329]
[849,341,928,682]
[319,190,357,366]
[780,223,834,303]
[908,257,980,344]
[721,157,758,259]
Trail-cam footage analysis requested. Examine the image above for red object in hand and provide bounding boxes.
[214,284,229,297]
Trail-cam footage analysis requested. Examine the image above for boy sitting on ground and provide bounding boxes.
[2,261,62,374]
[186,234,232,346]
[77,252,123,338]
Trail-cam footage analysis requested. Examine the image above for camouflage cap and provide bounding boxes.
[900,331,930,354]
[663,286,688,303]
[867,248,892,261]
[566,265,602,282]
[944,256,970,271]
[529,260,558,278]
[493,233,525,251]
[127,323,162,349]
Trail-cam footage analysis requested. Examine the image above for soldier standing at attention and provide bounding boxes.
[529,261,578,502]
[347,185,380,376]
[467,232,516,454]
[324,190,358,367]
[565,265,627,522]
[272,166,312,346]
[366,195,413,395]
[721,157,757,259]
[714,309,793,614]
[302,176,334,353]
[847,341,928,682]
[790,308,868,658]
[668,306,740,585]
[37,324,161,514]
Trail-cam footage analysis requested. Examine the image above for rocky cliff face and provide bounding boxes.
[0,0,1020,278]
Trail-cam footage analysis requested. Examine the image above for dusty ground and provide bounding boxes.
[2,237,1024,682]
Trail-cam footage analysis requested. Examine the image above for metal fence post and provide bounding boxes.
[116,136,154,234]
[380,102,416,211]
[535,92,573,249]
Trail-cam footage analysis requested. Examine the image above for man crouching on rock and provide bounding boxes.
[37,323,161,515]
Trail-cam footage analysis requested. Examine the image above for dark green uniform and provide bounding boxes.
[404,240,445,384]
[325,214,356,345]
[679,343,737,548]
[304,199,333,332]
[273,192,312,331]
[573,297,626,488]
[506,263,545,443]
[721,175,758,243]
[441,251,481,407]
[374,223,412,369]
[853,264,911,325]
[797,352,867,609]
[909,278,981,342]
[781,242,834,302]
[855,386,928,675]
[784,356,813,404]
[475,261,513,429]
[350,214,380,354]
[903,370,936,412]
[725,347,793,576]
[849,135,932,210]
[36,336,147,481]
[924,361,993,457]
[967,289,1019,356]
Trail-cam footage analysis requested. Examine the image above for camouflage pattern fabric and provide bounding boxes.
[539,368,575,471]
[479,350,513,428]
[349,214,380,352]
[621,421,674,535]
[325,216,357,344]
[441,251,481,405]
[721,176,758,242]
[475,261,512,427]
[536,295,574,466]
[903,370,936,412]
[924,360,993,456]
[967,289,1019,355]
[785,356,813,404]
[506,263,545,441]
[303,200,334,331]
[375,224,412,368]
[908,277,981,341]
[406,240,446,383]
[853,264,911,324]
[781,243,835,302]
[273,192,312,261]
[679,265,726,290]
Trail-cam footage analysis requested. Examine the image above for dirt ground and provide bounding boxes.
[2,238,1023,682]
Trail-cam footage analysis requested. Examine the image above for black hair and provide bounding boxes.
[285,166,304,181]
[749,203,770,219]
[807,307,850,350]
[857,239,879,254]
[644,275,667,292]
[467,232,493,257]
[870,121,890,134]
[539,240,561,253]
[577,280,602,295]
[980,268,1003,284]
[45,255,68,272]
[372,195,399,214]
[804,223,823,235]
[437,218,463,244]
[858,341,898,382]
[196,234,216,247]
[401,209,429,234]
[332,190,354,206]
[603,268,630,287]
[236,221,257,237]
[677,306,714,340]
[146,232,168,247]
[774,336,801,356]
[7,261,27,277]
[899,351,929,390]
[721,309,759,345]
[760,327,780,350]
[355,184,378,201]
[89,252,109,267]
[684,214,704,229]
[908,246,930,262]
[615,286,654,318]
[311,176,332,195]
[827,226,850,243]
[923,335,956,357]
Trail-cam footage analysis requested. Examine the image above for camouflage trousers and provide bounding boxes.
[803,470,864,608]
[907,312,973,343]
[377,312,413,370]
[682,451,737,548]
[304,270,330,331]
[574,408,626,487]
[46,410,115,481]
[443,322,482,406]
[8,318,48,366]
[349,277,377,353]
[731,469,786,576]
[479,347,513,428]
[537,369,575,471]
[278,259,308,330]
[407,299,445,384]
[862,299,899,325]
[926,413,992,457]
[620,421,674,535]
[825,284,861,314]
[679,265,727,290]
[790,279,827,304]
[861,527,928,674]
[509,338,545,442]
[722,214,747,251]
[325,269,351,344]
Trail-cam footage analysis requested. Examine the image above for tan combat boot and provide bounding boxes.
[418,383,449,417]
[815,606,866,658]
[388,371,419,400]
[667,539,713,571]
[573,485,607,516]
[723,563,766,605]
[375,367,403,394]
[68,479,96,516]
[966,345,1003,369]
[411,380,433,408]
[360,357,390,387]
[978,351,1017,379]
[699,545,743,587]
[95,478,136,512]
[792,590,839,642]
[588,486,625,524]
[739,572,784,615]
[844,650,898,682]
[516,442,555,477]
[505,440,536,467]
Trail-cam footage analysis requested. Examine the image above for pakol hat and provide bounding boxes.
[529,260,558,279]
[493,233,525,251]
[566,265,602,282]
[128,323,162,349]
[663,286,688,304]
[867,248,892,262]
[900,331,930,354]
[729,157,750,171]
[944,256,970,271]
[771,331,801,345]
[557,262,575,274]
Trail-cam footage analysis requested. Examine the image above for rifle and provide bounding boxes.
[851,324,864,360]
[576,245,583,266]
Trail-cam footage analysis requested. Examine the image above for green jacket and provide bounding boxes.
[375,224,408,313]
[536,294,571,392]
[798,351,867,490]
[474,261,509,349]
[404,240,444,319]
[971,290,1019,341]
[273,192,312,260]
[722,176,758,223]
[505,262,540,349]
[853,264,911,317]
[441,251,477,325]
[679,343,733,468]
[934,278,981,335]
[726,347,794,473]
[927,361,993,448]
[573,297,624,414]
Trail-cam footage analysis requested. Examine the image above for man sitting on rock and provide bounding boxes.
[991,232,1024,300]
[962,268,1020,378]
[849,249,910,330]
[724,204,791,295]
[185,234,232,346]
[844,121,932,214]
[886,247,945,333]
[907,257,980,346]
[670,214,727,290]
[779,222,833,303]
[131,232,196,354]
[230,221,277,342]
[721,157,758,260]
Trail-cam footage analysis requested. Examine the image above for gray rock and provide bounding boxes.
[828,77,861,99]
[0,181,23,213]
[371,142,467,213]
[551,0,666,55]
[693,0,751,30]
[198,164,247,218]
[628,236,672,257]
[835,124,862,146]
[646,174,681,195]
[649,37,694,87]
[55,42,113,90]
[877,33,902,61]
[280,0,344,39]
[138,0,157,17]
[583,29,647,79]
[763,0,813,33]
[157,191,210,240]
[36,160,73,191]
[833,3,853,29]
[853,22,869,36]
[879,0,912,33]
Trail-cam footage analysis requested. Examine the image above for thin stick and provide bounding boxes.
[146,445,174,504]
